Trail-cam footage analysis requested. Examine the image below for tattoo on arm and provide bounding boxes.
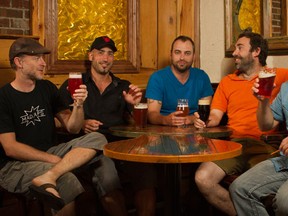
[148,99,162,105]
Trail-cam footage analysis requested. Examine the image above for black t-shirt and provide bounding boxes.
[0,80,67,167]
[58,71,132,135]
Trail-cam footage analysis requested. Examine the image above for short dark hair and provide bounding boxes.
[237,28,268,66]
[170,35,195,53]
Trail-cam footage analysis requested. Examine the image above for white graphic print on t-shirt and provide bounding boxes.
[20,106,46,126]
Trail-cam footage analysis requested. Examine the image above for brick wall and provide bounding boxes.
[0,0,30,35]
[271,0,283,37]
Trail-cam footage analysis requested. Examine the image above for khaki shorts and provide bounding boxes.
[214,137,278,175]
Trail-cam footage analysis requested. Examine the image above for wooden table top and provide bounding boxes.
[109,124,233,139]
[104,134,242,163]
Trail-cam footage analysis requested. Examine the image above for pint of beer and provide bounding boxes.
[68,72,82,96]
[258,69,276,97]
[133,103,148,128]
[198,99,210,122]
[176,99,189,117]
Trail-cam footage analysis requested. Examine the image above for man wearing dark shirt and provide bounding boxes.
[0,37,127,216]
[59,36,157,216]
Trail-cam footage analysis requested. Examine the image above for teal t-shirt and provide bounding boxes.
[145,66,214,115]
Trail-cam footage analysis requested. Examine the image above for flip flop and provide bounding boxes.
[29,183,65,210]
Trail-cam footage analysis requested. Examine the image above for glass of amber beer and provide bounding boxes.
[176,99,189,127]
[176,99,189,116]
[133,103,148,128]
[68,72,82,106]
[258,68,276,98]
[198,99,210,123]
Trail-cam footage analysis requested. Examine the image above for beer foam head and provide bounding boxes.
[259,70,276,78]
[134,103,148,109]
[198,99,210,105]
[69,73,82,78]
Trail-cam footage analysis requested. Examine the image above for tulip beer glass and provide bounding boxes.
[258,68,276,98]
[133,103,148,128]
[198,99,210,123]
[68,72,82,106]
[176,99,189,117]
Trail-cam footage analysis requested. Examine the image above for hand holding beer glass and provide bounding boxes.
[176,99,189,127]
[68,72,83,106]
[198,99,210,124]
[258,68,276,98]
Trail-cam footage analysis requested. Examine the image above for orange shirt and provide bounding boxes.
[211,68,288,139]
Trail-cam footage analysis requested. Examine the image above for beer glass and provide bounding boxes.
[176,99,189,127]
[198,99,210,123]
[133,103,148,128]
[258,68,276,98]
[68,72,82,106]
[176,99,189,117]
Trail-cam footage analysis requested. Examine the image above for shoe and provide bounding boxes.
[29,183,65,210]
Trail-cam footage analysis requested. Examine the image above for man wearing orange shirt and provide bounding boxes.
[193,29,288,215]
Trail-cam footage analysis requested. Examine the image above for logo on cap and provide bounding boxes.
[103,36,110,43]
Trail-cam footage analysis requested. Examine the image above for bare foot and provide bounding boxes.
[32,172,60,198]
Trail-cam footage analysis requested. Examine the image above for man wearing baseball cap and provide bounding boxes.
[0,37,127,215]
[59,36,157,215]
[89,35,118,52]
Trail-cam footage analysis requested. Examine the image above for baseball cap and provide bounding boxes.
[90,36,117,52]
[9,38,51,61]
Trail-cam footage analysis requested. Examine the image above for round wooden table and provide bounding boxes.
[109,124,233,139]
[104,134,242,216]
[104,134,241,163]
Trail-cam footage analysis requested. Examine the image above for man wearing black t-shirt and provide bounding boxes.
[0,38,127,216]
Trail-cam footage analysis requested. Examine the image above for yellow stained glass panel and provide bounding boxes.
[57,0,127,60]
[238,0,261,34]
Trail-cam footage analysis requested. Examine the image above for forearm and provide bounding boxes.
[5,142,60,163]
[148,111,168,125]
[257,99,275,131]
[206,110,222,127]
[66,105,85,133]
[206,118,220,127]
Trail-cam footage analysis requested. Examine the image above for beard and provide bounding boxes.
[92,61,112,75]
[172,61,192,73]
[26,70,45,81]
[234,55,254,72]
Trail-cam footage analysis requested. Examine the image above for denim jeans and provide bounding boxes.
[230,159,288,216]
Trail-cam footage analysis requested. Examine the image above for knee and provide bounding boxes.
[274,191,288,215]
[92,158,121,194]
[195,168,213,191]
[82,132,108,149]
[58,172,84,203]
[229,177,247,200]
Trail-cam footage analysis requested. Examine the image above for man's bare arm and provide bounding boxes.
[257,98,279,131]
[0,132,61,163]
[147,99,167,125]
